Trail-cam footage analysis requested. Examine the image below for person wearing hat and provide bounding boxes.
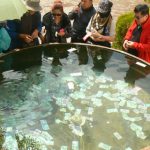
[19,0,42,48]
[42,2,71,43]
[6,0,42,49]
[85,0,114,47]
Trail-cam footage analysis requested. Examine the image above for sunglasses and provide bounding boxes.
[52,13,62,17]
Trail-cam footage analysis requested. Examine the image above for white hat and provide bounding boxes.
[25,0,42,11]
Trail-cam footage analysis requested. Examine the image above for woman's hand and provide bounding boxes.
[32,29,39,39]
[19,34,33,43]
[57,29,65,37]
[123,40,128,51]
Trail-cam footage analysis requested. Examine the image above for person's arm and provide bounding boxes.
[124,20,136,40]
[32,12,42,39]
[42,12,52,30]
[126,37,150,53]
[86,17,92,33]
[63,16,72,38]
[6,20,20,39]
[68,6,79,20]
[91,34,114,42]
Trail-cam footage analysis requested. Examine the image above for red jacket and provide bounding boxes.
[125,17,150,63]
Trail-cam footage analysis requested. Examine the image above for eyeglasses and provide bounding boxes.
[52,13,62,17]
[134,15,145,20]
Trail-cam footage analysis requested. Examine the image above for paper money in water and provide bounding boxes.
[40,120,50,130]
[64,113,71,120]
[138,105,147,113]
[130,123,142,132]
[97,55,102,60]
[127,101,137,109]
[3,135,18,150]
[70,72,82,77]
[6,127,13,132]
[75,109,81,115]
[98,142,111,150]
[55,119,62,124]
[113,132,122,140]
[72,125,84,137]
[67,102,75,111]
[60,108,67,112]
[144,113,150,121]
[125,147,132,150]
[107,108,118,113]
[122,113,135,122]
[133,116,142,122]
[67,48,77,52]
[120,109,130,114]
[96,91,103,97]
[68,82,75,90]
[130,86,141,95]
[88,76,94,80]
[88,107,94,115]
[136,130,146,139]
[28,120,36,126]
[92,98,102,107]
[119,100,126,107]
[72,141,79,150]
[61,146,68,150]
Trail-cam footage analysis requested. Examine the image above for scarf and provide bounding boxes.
[90,12,112,34]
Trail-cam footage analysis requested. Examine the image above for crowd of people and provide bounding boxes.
[0,0,150,63]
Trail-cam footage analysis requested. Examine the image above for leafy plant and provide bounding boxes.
[113,12,134,50]
[144,0,150,2]
[0,127,41,150]
[0,128,5,148]
[16,134,41,150]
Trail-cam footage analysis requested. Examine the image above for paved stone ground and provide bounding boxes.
[40,0,148,34]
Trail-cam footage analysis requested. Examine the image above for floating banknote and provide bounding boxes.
[113,132,122,140]
[61,146,68,150]
[72,141,79,150]
[67,48,77,52]
[107,108,118,113]
[127,101,137,109]
[98,142,111,150]
[72,125,84,137]
[125,147,132,150]
[70,72,82,77]
[40,120,50,130]
[88,107,94,115]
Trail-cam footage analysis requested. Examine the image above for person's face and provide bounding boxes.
[52,9,62,21]
[29,10,36,15]
[134,12,149,25]
[81,0,92,9]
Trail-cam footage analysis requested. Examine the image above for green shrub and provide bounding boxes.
[0,127,41,149]
[144,0,150,2]
[113,12,134,50]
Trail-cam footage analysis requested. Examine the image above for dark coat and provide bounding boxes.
[42,12,72,43]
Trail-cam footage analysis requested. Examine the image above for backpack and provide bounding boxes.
[0,27,11,52]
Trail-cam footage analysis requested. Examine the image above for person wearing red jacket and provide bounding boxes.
[123,4,150,63]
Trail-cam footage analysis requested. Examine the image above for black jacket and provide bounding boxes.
[42,12,72,43]
[68,5,96,40]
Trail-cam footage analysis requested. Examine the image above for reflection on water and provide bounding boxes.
[0,44,150,150]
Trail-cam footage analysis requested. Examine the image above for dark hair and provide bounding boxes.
[134,4,149,16]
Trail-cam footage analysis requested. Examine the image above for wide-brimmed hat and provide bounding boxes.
[97,0,113,13]
[25,0,42,11]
